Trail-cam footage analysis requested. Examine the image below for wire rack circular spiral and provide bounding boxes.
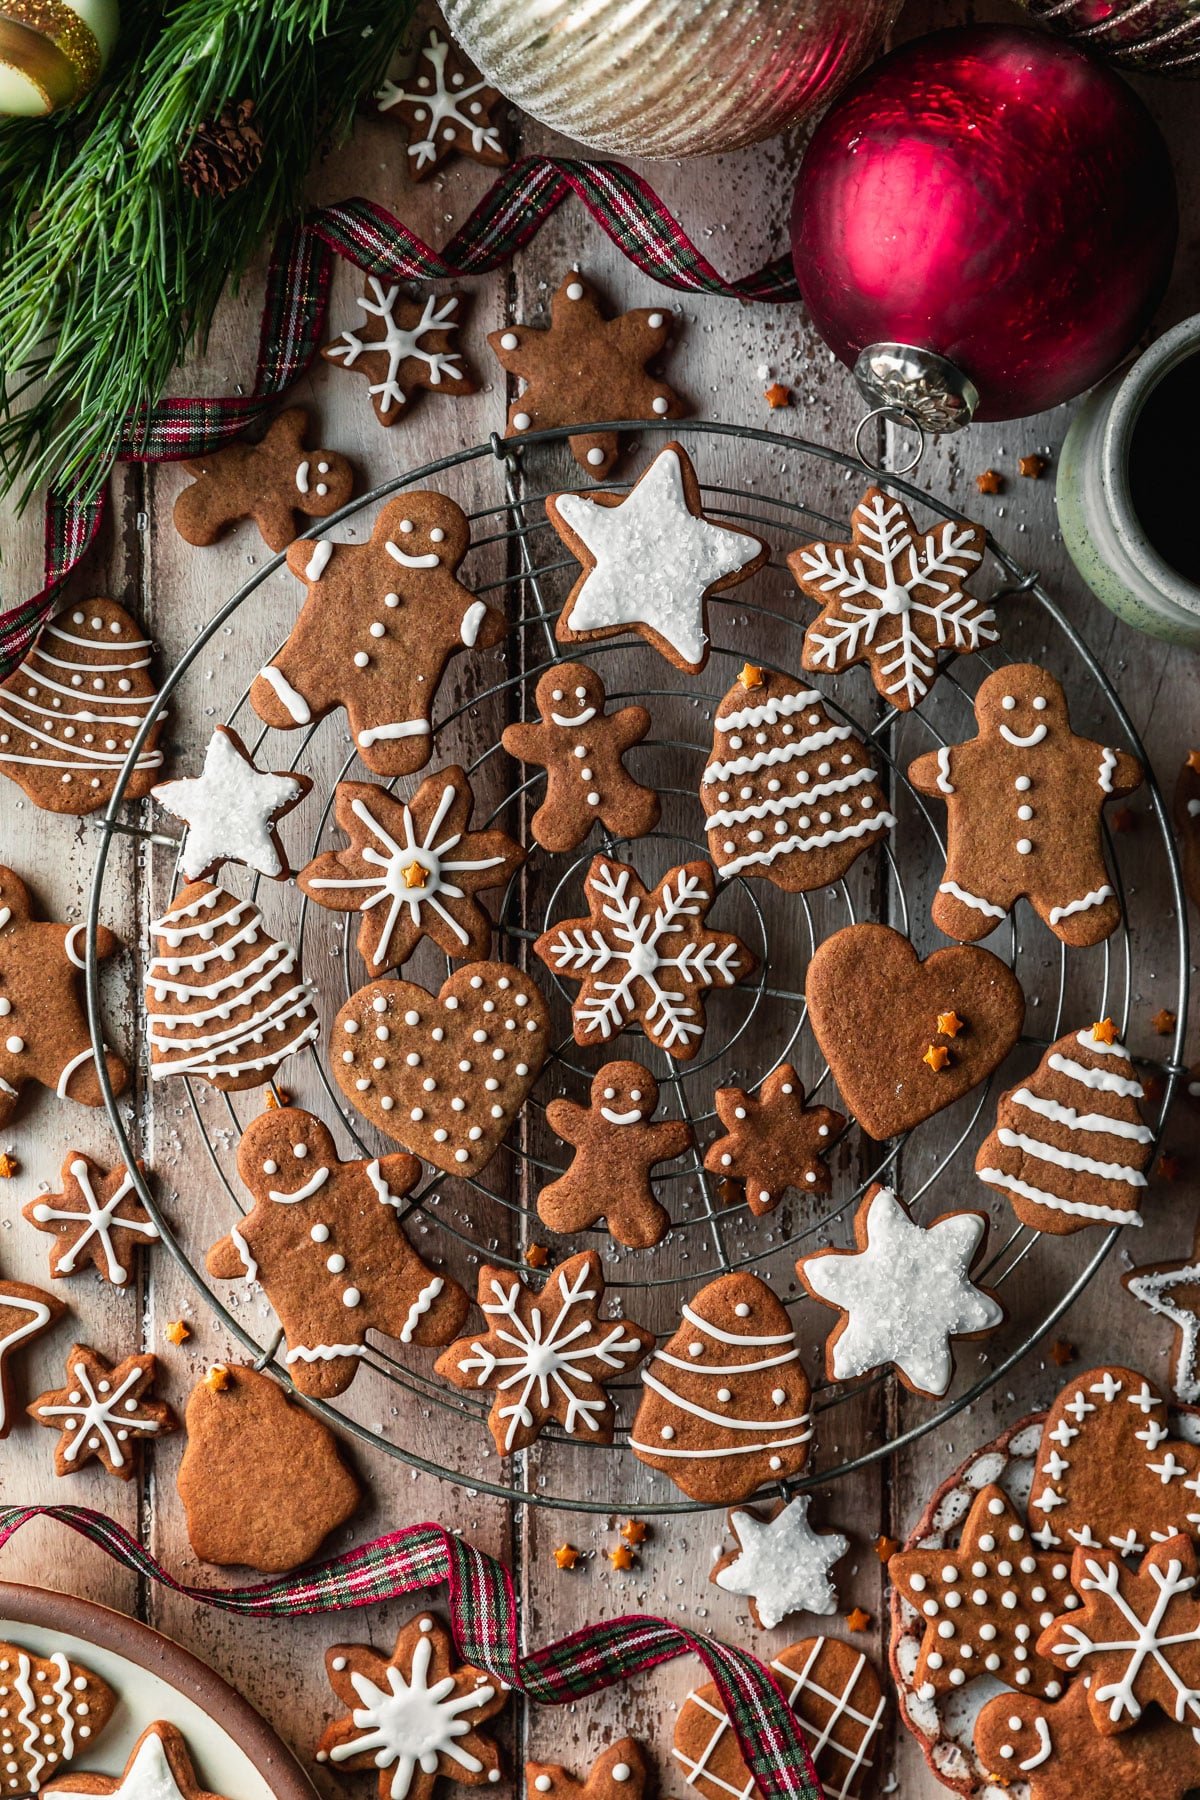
[84,418,1189,1514]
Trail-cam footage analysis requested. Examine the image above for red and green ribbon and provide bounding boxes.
[3,154,800,678]
[0,1506,822,1800]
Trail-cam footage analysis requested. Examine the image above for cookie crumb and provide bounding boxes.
[1152,1008,1177,1036]
[1049,1338,1077,1366]
[165,1319,190,1346]
[763,382,791,409]
[975,469,1003,495]
[553,1543,581,1569]
[1189,748,1200,775]
[923,1043,951,1072]
[205,1363,232,1391]
[1018,453,1048,479]
[263,1087,290,1109]
[0,1153,17,1178]
[845,1606,871,1632]
[1110,805,1136,833]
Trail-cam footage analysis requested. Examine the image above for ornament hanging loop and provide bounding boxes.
[853,405,926,478]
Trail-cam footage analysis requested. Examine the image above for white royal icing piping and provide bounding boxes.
[30,1160,157,1283]
[258,663,312,724]
[936,746,954,795]
[399,1277,446,1343]
[938,880,1006,920]
[460,600,488,646]
[999,722,1047,748]
[1099,748,1117,794]
[357,719,431,748]
[977,1170,1141,1227]
[1048,887,1114,925]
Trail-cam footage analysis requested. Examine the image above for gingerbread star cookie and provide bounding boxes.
[435,1250,653,1454]
[1124,1211,1200,1405]
[152,725,311,882]
[535,854,753,1062]
[0,1265,64,1438]
[172,408,355,551]
[1174,747,1200,911]
[540,1060,693,1248]
[44,1723,233,1800]
[546,443,767,673]
[489,271,685,480]
[250,492,505,779]
[705,1064,844,1217]
[711,1495,848,1628]
[0,866,128,1127]
[526,1741,649,1800]
[22,1152,159,1287]
[501,663,660,852]
[787,486,992,709]
[377,29,507,181]
[206,1107,469,1400]
[28,1345,178,1479]
[298,769,524,971]
[910,664,1143,946]
[322,282,475,428]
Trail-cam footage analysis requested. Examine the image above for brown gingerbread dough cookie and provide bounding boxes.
[705,1064,844,1217]
[540,1061,692,1248]
[322,283,476,428]
[44,1722,235,1800]
[1175,747,1200,910]
[0,1265,65,1439]
[526,1741,649,1800]
[377,29,507,181]
[28,1345,178,1479]
[173,409,355,552]
[0,1640,116,1791]
[22,1151,160,1286]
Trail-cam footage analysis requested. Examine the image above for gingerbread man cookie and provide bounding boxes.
[1175,747,1200,911]
[377,29,507,181]
[705,1065,844,1217]
[322,283,476,428]
[172,409,355,552]
[28,1344,178,1479]
[0,866,128,1127]
[207,1107,469,1399]
[974,1680,1200,1800]
[540,1061,693,1248]
[23,1151,159,1287]
[909,664,1143,946]
[502,663,660,852]
[250,492,505,779]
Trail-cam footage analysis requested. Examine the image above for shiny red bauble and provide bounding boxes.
[790,24,1178,421]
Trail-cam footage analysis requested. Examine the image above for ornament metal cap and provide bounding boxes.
[853,343,980,435]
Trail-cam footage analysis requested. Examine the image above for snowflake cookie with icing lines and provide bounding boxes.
[797,1183,1004,1399]
[488,271,685,480]
[28,1345,178,1480]
[977,1022,1154,1236]
[909,663,1142,947]
[1124,1214,1200,1407]
[298,769,524,971]
[711,1495,848,1629]
[316,1614,506,1800]
[705,1063,844,1217]
[787,485,991,709]
[0,1264,64,1439]
[435,1249,653,1454]
[546,442,766,673]
[250,492,505,779]
[22,1151,159,1287]
[975,1680,1200,1800]
[45,1722,235,1800]
[0,1640,116,1794]
[322,281,476,427]
[377,30,507,180]
[0,866,128,1128]
[501,662,660,852]
[0,600,164,815]
[539,1060,693,1249]
[701,666,894,889]
[206,1107,469,1401]
[629,1271,813,1503]
[535,854,753,1062]
[172,407,356,552]
[526,1739,649,1800]
[152,725,311,883]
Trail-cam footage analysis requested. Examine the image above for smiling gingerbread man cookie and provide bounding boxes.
[909,664,1142,947]
[540,1061,693,1248]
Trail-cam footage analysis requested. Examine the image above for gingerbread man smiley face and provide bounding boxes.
[545,667,604,730]
[978,669,1069,749]
[595,1062,657,1125]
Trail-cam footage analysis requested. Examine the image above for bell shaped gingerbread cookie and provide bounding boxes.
[909,664,1142,946]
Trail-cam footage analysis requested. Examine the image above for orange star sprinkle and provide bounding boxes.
[0,1153,17,1179]
[1110,806,1136,834]
[1152,1008,1177,1036]
[164,1320,190,1346]
[608,1543,636,1570]
[1018,453,1048,479]
[525,1243,550,1269]
[1157,1154,1184,1183]
[975,469,1003,495]
[739,662,765,691]
[874,1534,900,1564]
[554,1543,580,1570]
[764,382,791,409]
[923,1043,951,1072]
[402,861,427,890]
[204,1364,232,1392]
[621,1518,648,1545]
[1187,749,1200,774]
[845,1607,872,1632]
[1091,1017,1118,1045]
[936,1011,964,1038]
[1049,1339,1077,1367]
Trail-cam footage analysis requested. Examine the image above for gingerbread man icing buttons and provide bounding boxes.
[705,1064,844,1217]
[540,1061,693,1248]
[250,492,505,779]
[501,663,660,852]
[172,408,355,552]
[909,664,1143,947]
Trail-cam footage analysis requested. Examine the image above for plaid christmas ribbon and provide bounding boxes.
[5,154,799,679]
[0,1505,822,1800]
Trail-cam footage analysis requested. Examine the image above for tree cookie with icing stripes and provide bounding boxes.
[909,664,1142,947]
[250,492,505,779]
[22,1151,159,1287]
[976,1021,1154,1235]
[0,1639,116,1793]
[700,666,894,889]
[206,1107,469,1399]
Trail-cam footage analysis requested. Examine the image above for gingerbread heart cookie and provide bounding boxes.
[332,963,550,1176]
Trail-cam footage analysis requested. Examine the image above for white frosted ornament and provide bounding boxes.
[0,0,119,117]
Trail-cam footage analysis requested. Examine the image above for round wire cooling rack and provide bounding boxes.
[83,417,1190,1515]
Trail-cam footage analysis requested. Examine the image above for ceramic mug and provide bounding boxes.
[1057,311,1200,646]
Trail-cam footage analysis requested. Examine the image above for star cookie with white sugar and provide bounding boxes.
[316,1613,506,1800]
[377,29,507,181]
[298,769,525,971]
[546,442,766,673]
[526,1741,649,1800]
[435,1249,653,1454]
[711,1495,848,1629]
[788,486,991,709]
[540,1060,693,1248]
[250,491,505,779]
[890,1482,1076,1699]
[22,1151,159,1287]
[172,408,355,552]
[322,281,476,428]
[0,1265,64,1439]
[152,726,311,883]
[797,1183,1004,1398]
[1124,1215,1200,1406]
[44,1722,233,1800]
[705,1064,844,1217]
[534,854,753,1062]
[28,1344,178,1479]
[489,271,685,480]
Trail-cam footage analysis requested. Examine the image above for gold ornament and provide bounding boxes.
[438,0,902,159]
[0,0,118,118]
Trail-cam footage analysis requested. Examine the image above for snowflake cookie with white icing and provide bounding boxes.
[322,282,476,428]
[377,30,507,181]
[28,1344,178,1480]
[22,1150,159,1287]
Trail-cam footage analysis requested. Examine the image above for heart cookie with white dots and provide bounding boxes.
[332,961,551,1176]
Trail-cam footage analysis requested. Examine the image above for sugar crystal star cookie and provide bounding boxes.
[28,1344,178,1479]
[711,1495,848,1628]
[152,726,311,882]
[22,1151,159,1286]
[705,1064,844,1216]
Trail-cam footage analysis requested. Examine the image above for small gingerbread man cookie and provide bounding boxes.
[540,1061,693,1248]
[502,663,660,852]
[704,1064,844,1217]
[173,409,355,552]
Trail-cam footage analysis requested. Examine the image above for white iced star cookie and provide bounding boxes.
[45,1722,233,1800]
[712,1495,849,1629]
[152,725,310,882]
[546,442,767,673]
[797,1183,1004,1398]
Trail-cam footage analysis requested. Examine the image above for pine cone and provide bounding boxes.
[180,100,264,199]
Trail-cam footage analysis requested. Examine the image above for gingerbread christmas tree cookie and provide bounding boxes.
[540,1060,693,1248]
[45,1723,233,1800]
[28,1344,178,1479]
[488,271,685,480]
[909,664,1142,946]
[0,1641,115,1792]
[23,1152,159,1286]
[377,29,507,180]
[322,282,475,428]
[172,408,355,551]
[705,1064,844,1217]
[0,1265,64,1438]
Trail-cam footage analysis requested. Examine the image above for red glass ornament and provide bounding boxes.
[790,25,1178,423]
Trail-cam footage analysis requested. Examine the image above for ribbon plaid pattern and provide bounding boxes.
[9,153,799,679]
[0,1505,822,1800]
